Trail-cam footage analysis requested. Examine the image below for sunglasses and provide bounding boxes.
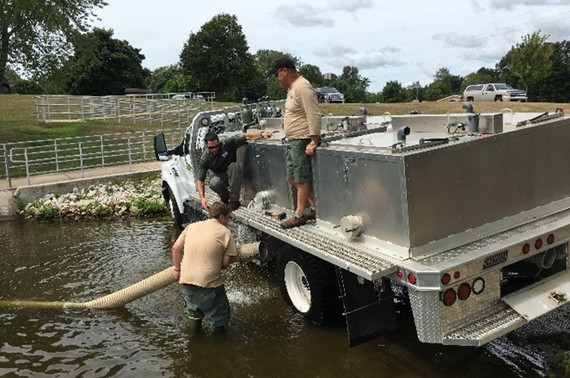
[207,144,220,150]
[274,68,285,77]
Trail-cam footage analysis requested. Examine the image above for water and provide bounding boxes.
[0,217,568,377]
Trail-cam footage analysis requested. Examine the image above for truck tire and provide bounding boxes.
[466,96,474,102]
[494,96,503,102]
[277,250,342,325]
[167,186,184,229]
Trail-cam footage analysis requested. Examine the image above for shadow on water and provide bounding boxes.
[0,217,567,377]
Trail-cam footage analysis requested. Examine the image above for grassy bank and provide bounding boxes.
[1,94,567,143]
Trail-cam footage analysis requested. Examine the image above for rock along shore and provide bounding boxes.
[19,174,168,220]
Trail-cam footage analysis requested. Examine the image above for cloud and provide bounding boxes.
[274,5,335,27]
[489,0,567,11]
[317,47,399,70]
[274,0,374,28]
[433,32,488,48]
[330,0,374,13]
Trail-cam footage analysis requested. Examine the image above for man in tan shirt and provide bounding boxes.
[171,202,238,332]
[270,56,322,228]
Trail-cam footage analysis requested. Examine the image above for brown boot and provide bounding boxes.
[280,214,307,229]
[304,208,316,220]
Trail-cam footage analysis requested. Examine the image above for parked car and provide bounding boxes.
[171,93,206,101]
[463,83,527,102]
[315,87,345,103]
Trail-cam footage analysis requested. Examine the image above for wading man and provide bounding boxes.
[171,201,237,332]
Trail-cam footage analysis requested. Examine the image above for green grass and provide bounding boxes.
[1,94,567,143]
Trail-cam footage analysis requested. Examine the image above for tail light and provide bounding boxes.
[442,288,456,306]
[458,283,471,300]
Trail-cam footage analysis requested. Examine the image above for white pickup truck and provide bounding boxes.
[463,83,527,102]
[154,102,570,347]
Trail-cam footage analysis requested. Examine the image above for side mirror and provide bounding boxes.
[154,133,168,161]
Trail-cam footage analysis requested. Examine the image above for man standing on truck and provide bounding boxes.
[271,56,321,228]
[197,129,272,210]
[171,201,238,333]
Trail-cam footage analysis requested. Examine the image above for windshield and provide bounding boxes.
[319,87,339,93]
[494,84,513,90]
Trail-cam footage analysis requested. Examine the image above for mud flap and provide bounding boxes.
[336,267,396,347]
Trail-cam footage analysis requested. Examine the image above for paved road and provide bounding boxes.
[1,161,161,190]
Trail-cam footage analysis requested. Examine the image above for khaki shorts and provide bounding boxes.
[286,139,313,183]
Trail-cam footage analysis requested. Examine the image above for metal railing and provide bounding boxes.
[2,93,217,187]
[34,93,214,124]
[1,128,185,187]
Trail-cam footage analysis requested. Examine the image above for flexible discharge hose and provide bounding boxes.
[0,242,260,309]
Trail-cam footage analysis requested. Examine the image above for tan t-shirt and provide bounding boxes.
[178,218,238,288]
[284,76,322,140]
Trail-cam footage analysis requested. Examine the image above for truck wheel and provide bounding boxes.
[466,96,474,102]
[277,250,342,325]
[494,96,503,102]
[167,186,184,229]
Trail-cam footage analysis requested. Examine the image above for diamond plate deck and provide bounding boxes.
[443,303,526,346]
[187,191,397,280]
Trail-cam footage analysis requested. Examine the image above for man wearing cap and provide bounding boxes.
[197,129,273,211]
[271,56,321,229]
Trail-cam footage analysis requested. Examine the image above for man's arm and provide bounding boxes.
[197,179,208,209]
[245,130,273,141]
[221,255,233,269]
[171,231,186,279]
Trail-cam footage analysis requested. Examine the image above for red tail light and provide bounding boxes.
[443,288,456,306]
[408,273,417,285]
[441,273,451,285]
[547,234,555,245]
[535,238,543,250]
[458,283,471,300]
[522,243,530,254]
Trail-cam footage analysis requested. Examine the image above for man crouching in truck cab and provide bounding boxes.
[197,130,272,211]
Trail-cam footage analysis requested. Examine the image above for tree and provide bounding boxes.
[432,67,462,96]
[179,14,259,102]
[332,66,370,103]
[406,81,423,102]
[299,64,324,88]
[62,28,147,95]
[461,68,498,91]
[0,0,107,92]
[508,31,553,94]
[533,41,570,102]
[254,49,297,100]
[147,65,179,93]
[381,80,409,103]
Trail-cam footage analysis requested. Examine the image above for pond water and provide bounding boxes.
[0,217,568,377]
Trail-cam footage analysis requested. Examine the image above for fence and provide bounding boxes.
[34,93,214,124]
[1,128,186,187]
[2,93,215,187]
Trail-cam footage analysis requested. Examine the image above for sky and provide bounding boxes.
[94,0,570,92]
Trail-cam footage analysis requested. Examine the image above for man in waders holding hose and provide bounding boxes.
[171,202,237,333]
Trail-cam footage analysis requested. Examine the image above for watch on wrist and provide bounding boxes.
[310,140,317,146]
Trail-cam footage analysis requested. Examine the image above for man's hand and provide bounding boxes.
[305,142,317,156]
[261,130,273,138]
[172,269,180,280]
[200,197,209,210]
